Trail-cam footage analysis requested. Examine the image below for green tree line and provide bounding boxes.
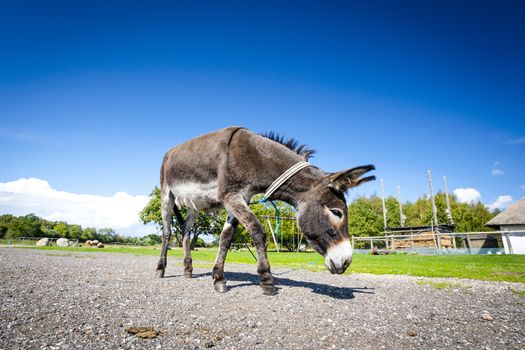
[0,213,162,245]
[1,189,497,249]
[348,192,496,237]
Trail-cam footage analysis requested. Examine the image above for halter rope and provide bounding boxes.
[260,160,311,202]
[241,161,311,261]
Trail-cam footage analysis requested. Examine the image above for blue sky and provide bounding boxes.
[0,1,524,234]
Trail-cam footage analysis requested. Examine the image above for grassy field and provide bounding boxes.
[4,245,525,283]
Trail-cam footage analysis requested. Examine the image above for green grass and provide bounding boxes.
[4,245,525,283]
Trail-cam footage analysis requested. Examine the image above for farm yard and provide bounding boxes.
[2,1,525,349]
[1,247,524,349]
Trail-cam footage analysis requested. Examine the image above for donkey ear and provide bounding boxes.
[327,165,376,192]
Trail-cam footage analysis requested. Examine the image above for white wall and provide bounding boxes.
[501,225,525,254]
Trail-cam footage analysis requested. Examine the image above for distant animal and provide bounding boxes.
[156,127,375,295]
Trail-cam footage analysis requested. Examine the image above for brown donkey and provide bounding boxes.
[156,127,375,295]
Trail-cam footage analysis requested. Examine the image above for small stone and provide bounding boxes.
[204,341,215,348]
[407,330,417,337]
[481,313,494,321]
[124,326,159,339]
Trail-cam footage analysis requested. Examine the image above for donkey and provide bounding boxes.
[156,126,375,295]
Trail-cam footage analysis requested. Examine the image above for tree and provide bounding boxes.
[6,214,43,238]
[69,225,83,240]
[97,228,117,243]
[385,196,401,228]
[347,196,384,238]
[142,234,162,245]
[53,222,70,238]
[82,227,97,241]
[0,214,15,238]
[139,187,225,249]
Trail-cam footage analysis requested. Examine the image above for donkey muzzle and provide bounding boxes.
[324,239,353,274]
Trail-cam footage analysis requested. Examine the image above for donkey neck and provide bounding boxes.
[230,128,324,207]
[264,160,324,207]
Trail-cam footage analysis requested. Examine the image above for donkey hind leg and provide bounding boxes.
[212,213,239,293]
[182,207,198,278]
[156,186,175,278]
[223,194,277,295]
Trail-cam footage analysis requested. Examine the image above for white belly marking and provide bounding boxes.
[170,181,219,211]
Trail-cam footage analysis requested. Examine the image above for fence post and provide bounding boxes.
[465,235,472,254]
[504,231,513,254]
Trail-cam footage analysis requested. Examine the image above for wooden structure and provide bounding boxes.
[392,232,454,249]
[387,225,456,250]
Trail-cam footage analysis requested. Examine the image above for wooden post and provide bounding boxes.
[267,217,279,252]
[427,170,442,251]
[296,232,303,252]
[465,234,472,254]
[381,179,388,248]
[443,175,455,226]
[504,231,514,254]
[296,218,303,252]
[397,186,405,227]
[291,219,295,251]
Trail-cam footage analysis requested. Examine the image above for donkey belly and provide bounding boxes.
[169,180,220,211]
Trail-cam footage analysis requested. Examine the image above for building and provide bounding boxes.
[486,196,525,254]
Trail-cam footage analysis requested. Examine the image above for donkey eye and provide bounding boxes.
[330,208,343,219]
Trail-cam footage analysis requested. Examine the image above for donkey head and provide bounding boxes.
[297,165,375,274]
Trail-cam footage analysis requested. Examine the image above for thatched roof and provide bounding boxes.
[486,196,525,226]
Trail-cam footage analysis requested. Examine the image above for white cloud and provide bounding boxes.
[0,178,152,235]
[487,195,513,211]
[453,188,481,204]
[521,184,525,190]
[491,169,504,176]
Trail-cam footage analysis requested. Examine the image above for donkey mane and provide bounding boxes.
[260,131,316,160]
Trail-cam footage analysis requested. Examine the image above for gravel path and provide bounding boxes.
[1,248,524,350]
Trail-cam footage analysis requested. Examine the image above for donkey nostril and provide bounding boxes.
[342,259,350,270]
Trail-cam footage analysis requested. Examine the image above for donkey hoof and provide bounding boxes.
[214,282,228,293]
[155,269,165,278]
[184,271,192,279]
[261,285,278,296]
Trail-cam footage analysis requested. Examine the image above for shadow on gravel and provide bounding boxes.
[224,272,374,300]
[165,272,374,299]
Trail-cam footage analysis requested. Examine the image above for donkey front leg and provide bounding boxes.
[182,208,198,278]
[212,213,239,293]
[223,194,277,295]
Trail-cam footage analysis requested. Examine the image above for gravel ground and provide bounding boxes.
[1,248,524,350]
